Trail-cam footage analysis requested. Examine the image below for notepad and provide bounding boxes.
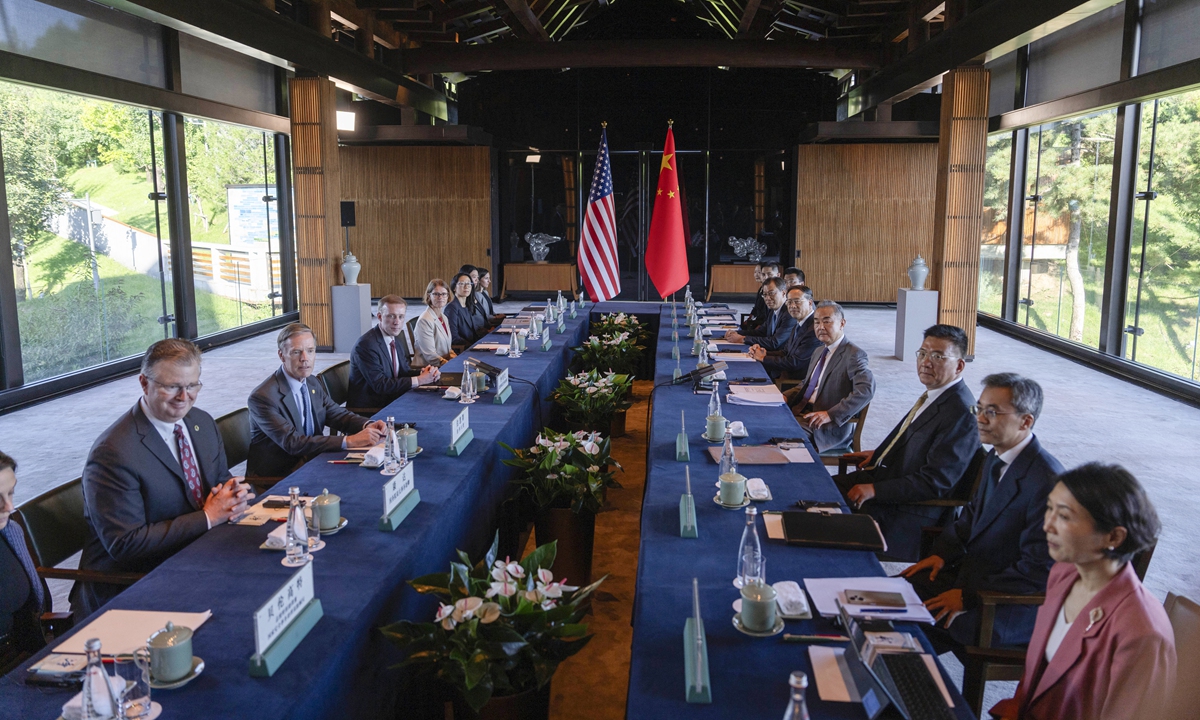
[55,610,213,655]
[706,445,789,464]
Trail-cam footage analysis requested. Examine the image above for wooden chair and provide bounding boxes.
[818,404,871,467]
[1165,592,1200,719]
[13,479,144,589]
[214,407,251,469]
[405,317,419,363]
[965,544,1157,718]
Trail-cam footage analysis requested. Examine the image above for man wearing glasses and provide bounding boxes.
[73,339,254,619]
[839,324,981,561]
[248,323,386,483]
[900,373,1061,652]
[724,277,795,350]
[348,295,440,410]
[747,285,822,378]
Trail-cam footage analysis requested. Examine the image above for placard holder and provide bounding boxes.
[249,599,323,678]
[684,579,711,703]
[379,488,421,531]
[447,428,475,456]
[493,386,513,404]
[676,410,690,462]
[671,344,680,360]
[540,336,553,351]
[680,469,697,538]
[556,319,565,333]
[570,308,577,319]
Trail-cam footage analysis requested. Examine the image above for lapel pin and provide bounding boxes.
[194,425,200,432]
[1085,607,1104,632]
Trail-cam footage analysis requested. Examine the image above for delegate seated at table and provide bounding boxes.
[901,373,1062,652]
[445,272,488,347]
[837,324,981,561]
[724,277,795,350]
[247,323,385,482]
[348,295,439,410]
[0,450,49,674]
[738,261,778,334]
[782,266,805,289]
[748,285,821,378]
[413,279,456,368]
[72,339,253,619]
[783,300,874,453]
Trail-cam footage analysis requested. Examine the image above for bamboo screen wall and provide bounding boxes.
[794,143,938,303]
[338,146,492,299]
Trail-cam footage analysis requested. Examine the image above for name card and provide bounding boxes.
[253,563,315,658]
[384,462,415,518]
[496,368,510,395]
[450,407,470,446]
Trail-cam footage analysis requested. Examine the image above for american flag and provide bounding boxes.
[579,128,621,301]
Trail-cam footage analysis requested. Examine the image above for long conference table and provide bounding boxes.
[624,303,976,719]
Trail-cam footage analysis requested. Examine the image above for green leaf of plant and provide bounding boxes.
[519,540,557,578]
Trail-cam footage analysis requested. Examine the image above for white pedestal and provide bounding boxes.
[895,288,939,360]
[332,284,372,353]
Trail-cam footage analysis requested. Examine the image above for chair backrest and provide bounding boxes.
[320,360,350,406]
[1131,542,1157,582]
[949,446,989,503]
[850,403,870,453]
[406,317,420,361]
[14,478,88,570]
[1165,592,1200,719]
[215,407,251,469]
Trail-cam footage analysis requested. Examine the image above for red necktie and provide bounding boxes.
[390,338,399,377]
[174,424,204,508]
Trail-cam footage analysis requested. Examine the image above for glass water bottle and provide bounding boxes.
[383,417,399,474]
[734,506,761,589]
[508,328,521,357]
[719,426,737,476]
[782,671,811,720]
[285,486,310,565]
[707,380,722,418]
[81,638,119,719]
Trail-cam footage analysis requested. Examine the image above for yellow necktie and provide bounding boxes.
[866,392,928,471]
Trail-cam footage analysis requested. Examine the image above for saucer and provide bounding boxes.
[700,428,747,442]
[713,493,750,509]
[281,554,313,568]
[319,517,349,535]
[150,657,204,690]
[732,613,785,638]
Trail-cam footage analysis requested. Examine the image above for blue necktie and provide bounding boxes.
[800,346,829,403]
[1,522,45,609]
[300,384,313,435]
[977,453,1005,515]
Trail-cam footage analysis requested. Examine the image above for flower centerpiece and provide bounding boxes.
[573,330,646,377]
[590,312,648,344]
[551,370,633,433]
[382,534,604,716]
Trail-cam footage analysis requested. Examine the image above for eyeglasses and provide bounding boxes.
[430,291,450,298]
[455,282,473,288]
[969,405,1020,420]
[147,378,203,396]
[915,350,959,362]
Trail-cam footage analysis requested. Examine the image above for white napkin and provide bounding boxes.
[746,477,770,500]
[62,668,124,720]
[363,444,385,467]
[264,522,288,549]
[728,420,747,437]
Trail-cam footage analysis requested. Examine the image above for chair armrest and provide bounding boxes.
[837,454,869,476]
[976,591,1046,649]
[38,567,144,585]
[963,646,1028,663]
[913,498,970,508]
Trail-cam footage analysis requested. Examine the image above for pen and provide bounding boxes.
[856,608,907,614]
[327,460,362,464]
[782,634,850,643]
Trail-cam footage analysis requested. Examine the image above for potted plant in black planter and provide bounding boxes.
[500,430,622,588]
[586,312,650,378]
[382,534,604,720]
[573,329,646,378]
[551,370,634,436]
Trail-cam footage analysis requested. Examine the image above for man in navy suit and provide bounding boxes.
[73,340,254,618]
[747,285,821,378]
[738,262,777,333]
[247,324,386,483]
[348,295,440,410]
[839,324,981,561]
[901,373,1062,651]
[724,277,795,351]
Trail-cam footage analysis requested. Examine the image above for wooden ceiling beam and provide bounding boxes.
[402,38,881,72]
[377,7,434,20]
[461,17,512,41]
[492,0,550,41]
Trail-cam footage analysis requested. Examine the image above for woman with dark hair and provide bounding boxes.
[0,451,49,675]
[992,463,1174,720]
[444,272,487,347]
[475,268,503,323]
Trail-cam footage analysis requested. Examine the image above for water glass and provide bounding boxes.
[113,648,152,719]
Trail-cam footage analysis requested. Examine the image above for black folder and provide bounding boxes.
[781,511,887,552]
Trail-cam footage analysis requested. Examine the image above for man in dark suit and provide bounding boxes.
[247,323,386,483]
[747,285,821,378]
[901,373,1062,652]
[0,450,50,673]
[783,300,875,453]
[782,266,805,289]
[839,324,981,561]
[724,277,795,351]
[738,262,777,333]
[348,295,440,410]
[72,340,253,618]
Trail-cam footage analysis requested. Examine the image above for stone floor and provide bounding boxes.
[6,301,1200,715]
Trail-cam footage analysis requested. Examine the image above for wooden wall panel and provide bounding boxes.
[794,144,938,303]
[338,146,492,299]
[289,76,342,347]
[932,66,990,355]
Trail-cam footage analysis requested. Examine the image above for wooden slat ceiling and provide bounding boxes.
[357,0,940,45]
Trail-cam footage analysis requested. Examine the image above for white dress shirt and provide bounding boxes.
[806,334,844,403]
[993,431,1035,483]
[912,375,963,422]
[282,368,312,434]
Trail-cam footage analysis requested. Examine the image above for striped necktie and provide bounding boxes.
[865,392,928,471]
[1,522,44,608]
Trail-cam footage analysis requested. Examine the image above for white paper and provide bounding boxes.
[763,511,785,539]
[55,609,213,655]
[808,646,860,702]
[726,385,786,406]
[781,446,814,463]
[711,352,756,362]
[921,653,955,707]
[803,577,935,623]
[473,343,506,350]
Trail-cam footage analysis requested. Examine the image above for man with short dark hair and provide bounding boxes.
[747,285,821,377]
[348,296,440,410]
[839,324,981,560]
[73,339,254,618]
[901,373,1062,652]
[247,323,386,482]
[724,277,795,350]
[739,262,778,333]
[785,300,875,453]
[782,267,805,288]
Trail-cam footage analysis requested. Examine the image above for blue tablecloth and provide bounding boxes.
[0,314,591,720]
[626,307,976,719]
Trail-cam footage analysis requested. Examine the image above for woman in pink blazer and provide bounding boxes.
[992,463,1174,720]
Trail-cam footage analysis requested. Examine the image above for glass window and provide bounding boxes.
[1018,109,1115,347]
[2,81,173,383]
[1124,89,1200,380]
[979,133,1011,316]
[183,117,281,336]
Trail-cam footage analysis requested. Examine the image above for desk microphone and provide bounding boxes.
[669,361,728,386]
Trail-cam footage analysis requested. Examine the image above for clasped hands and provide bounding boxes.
[203,478,255,526]
[900,555,966,628]
[346,420,388,450]
[415,365,441,387]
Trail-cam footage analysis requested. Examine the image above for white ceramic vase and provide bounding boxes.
[342,253,361,285]
[907,255,929,291]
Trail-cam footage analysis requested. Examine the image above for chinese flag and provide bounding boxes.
[645,126,689,299]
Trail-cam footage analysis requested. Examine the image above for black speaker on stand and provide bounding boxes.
[340,201,355,257]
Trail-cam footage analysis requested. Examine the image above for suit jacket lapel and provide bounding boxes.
[374,327,395,377]
[275,369,303,430]
[133,404,185,482]
[969,440,1037,542]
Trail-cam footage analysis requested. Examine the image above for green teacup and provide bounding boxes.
[706,414,727,440]
[740,581,778,632]
[312,488,341,531]
[147,621,193,683]
[718,471,746,506]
